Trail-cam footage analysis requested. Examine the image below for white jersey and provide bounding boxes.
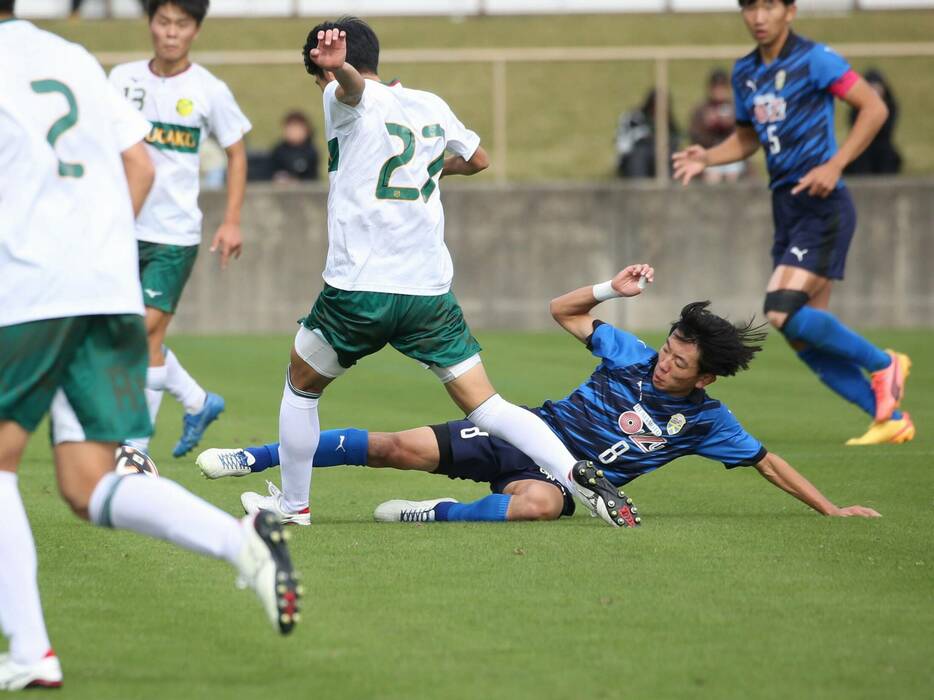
[0,19,151,327]
[109,60,251,246]
[323,79,480,295]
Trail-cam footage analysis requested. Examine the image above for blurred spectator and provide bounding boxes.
[70,0,147,20]
[615,89,681,178]
[845,69,902,176]
[689,68,746,183]
[269,111,320,183]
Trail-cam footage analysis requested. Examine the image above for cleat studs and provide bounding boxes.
[292,613,302,623]
[631,507,638,514]
[617,517,625,525]
[588,478,597,485]
[270,531,281,543]
[296,585,306,596]
[607,500,616,508]
[282,530,291,541]
[626,498,633,505]
[277,584,287,594]
[635,517,642,524]
[277,571,287,582]
[280,613,291,625]
[617,489,626,497]
[595,469,604,477]
[610,510,618,517]
[578,467,586,475]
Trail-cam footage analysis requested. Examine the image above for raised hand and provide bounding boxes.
[672,145,708,186]
[308,28,347,72]
[611,263,654,298]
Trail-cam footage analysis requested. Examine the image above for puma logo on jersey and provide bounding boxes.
[790,246,808,262]
[746,79,757,92]
[144,289,163,298]
[336,435,346,452]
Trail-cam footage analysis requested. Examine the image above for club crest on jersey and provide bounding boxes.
[176,98,194,116]
[666,413,686,436]
[145,121,201,154]
[753,94,787,125]
[775,70,787,91]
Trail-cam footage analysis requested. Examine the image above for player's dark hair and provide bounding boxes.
[303,16,379,79]
[738,0,795,7]
[147,0,210,25]
[669,301,768,377]
[0,0,14,13]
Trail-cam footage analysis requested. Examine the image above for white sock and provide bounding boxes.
[468,394,577,489]
[278,376,320,513]
[164,348,207,414]
[0,472,52,664]
[88,472,243,564]
[127,366,167,451]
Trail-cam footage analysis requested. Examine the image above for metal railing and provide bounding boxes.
[97,42,934,183]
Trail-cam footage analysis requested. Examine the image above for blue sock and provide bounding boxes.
[783,307,890,372]
[245,429,368,472]
[434,494,511,522]
[245,443,279,473]
[797,349,903,421]
[313,428,368,466]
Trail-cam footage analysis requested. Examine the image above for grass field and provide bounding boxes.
[10,329,933,699]
[36,11,934,178]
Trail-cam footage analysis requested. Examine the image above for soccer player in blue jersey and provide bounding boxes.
[197,264,881,526]
[673,0,913,447]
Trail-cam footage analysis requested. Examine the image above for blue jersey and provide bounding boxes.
[732,32,856,189]
[533,322,766,487]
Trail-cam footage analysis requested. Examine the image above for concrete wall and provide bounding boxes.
[173,178,934,334]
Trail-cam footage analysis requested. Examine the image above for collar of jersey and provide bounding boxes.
[754,30,800,66]
[147,59,194,80]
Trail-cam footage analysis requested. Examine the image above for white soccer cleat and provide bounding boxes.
[0,650,63,690]
[374,498,457,523]
[240,480,311,526]
[197,448,255,479]
[234,512,302,635]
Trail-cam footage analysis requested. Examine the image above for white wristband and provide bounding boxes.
[592,280,621,303]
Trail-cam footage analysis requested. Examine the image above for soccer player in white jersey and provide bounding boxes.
[0,4,299,690]
[108,0,251,459]
[238,17,592,527]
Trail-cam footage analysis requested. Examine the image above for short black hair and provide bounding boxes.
[0,1,14,13]
[738,0,795,7]
[303,16,379,79]
[147,0,209,26]
[669,301,768,377]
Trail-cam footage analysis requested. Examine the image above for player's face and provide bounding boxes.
[740,0,796,48]
[652,334,715,396]
[149,3,201,64]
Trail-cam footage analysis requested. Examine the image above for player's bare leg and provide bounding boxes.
[501,479,565,521]
[444,362,579,485]
[765,265,910,437]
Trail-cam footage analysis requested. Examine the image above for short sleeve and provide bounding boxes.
[587,322,655,370]
[207,79,252,148]
[98,64,150,151]
[809,44,852,92]
[323,79,369,132]
[731,67,752,126]
[442,103,480,161]
[695,406,766,469]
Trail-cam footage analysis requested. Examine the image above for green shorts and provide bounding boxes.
[138,241,199,313]
[0,315,151,442]
[302,284,482,370]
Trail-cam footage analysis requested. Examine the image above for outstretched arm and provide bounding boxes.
[754,451,881,517]
[549,263,654,343]
[672,125,759,186]
[308,28,365,106]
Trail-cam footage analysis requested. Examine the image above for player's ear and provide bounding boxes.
[695,373,716,390]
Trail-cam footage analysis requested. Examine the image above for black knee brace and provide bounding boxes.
[763,290,809,329]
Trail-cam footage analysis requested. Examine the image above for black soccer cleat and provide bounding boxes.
[571,460,641,528]
[237,510,304,635]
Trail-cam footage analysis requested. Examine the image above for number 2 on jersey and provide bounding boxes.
[376,122,445,202]
[30,80,84,178]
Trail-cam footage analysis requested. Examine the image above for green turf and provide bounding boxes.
[34,11,934,178]
[8,329,933,699]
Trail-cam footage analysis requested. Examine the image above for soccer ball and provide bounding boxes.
[114,445,159,478]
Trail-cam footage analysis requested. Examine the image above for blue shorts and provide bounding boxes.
[431,420,576,517]
[771,185,856,280]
